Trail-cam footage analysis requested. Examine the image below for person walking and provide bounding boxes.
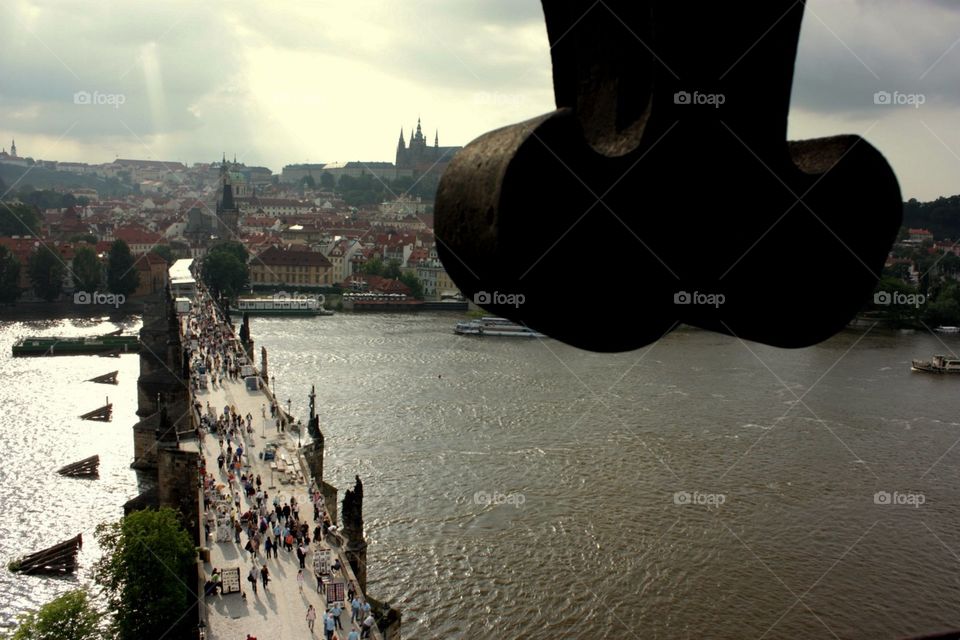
[331,603,343,630]
[348,630,360,640]
[323,610,336,640]
[361,613,375,638]
[351,595,362,624]
[248,565,258,595]
[260,564,270,591]
[297,568,305,592]
[306,604,317,633]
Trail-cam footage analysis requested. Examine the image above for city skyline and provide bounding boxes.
[2,0,960,199]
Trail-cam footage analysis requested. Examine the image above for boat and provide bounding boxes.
[935,326,960,334]
[911,354,960,374]
[454,316,546,338]
[12,334,140,357]
[230,296,333,316]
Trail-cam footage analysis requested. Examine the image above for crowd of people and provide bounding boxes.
[188,290,379,638]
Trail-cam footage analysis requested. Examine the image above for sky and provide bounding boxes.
[0,0,958,200]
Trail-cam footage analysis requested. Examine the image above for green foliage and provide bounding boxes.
[149,244,174,266]
[361,256,384,277]
[202,250,247,298]
[399,271,424,300]
[300,175,316,188]
[903,196,960,241]
[28,245,65,301]
[9,589,101,640]
[208,240,248,265]
[106,240,139,297]
[0,246,21,304]
[72,246,101,293]
[320,172,335,189]
[0,202,41,236]
[383,259,402,280]
[93,508,196,640]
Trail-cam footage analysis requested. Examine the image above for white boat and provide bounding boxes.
[454,317,545,338]
[935,326,960,334]
[230,296,333,316]
[911,354,960,374]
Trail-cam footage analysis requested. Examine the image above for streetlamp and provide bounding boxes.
[260,403,266,439]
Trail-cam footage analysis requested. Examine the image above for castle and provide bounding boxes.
[395,118,461,183]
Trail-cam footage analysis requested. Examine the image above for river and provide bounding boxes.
[2,312,960,639]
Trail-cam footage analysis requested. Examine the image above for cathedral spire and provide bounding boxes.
[398,127,406,149]
[435,130,439,147]
[10,139,16,158]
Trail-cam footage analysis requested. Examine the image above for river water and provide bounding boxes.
[2,312,960,639]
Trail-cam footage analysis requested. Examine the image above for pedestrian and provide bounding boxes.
[297,568,304,592]
[361,613,375,638]
[260,564,270,590]
[351,595,362,623]
[296,544,306,569]
[331,603,343,630]
[306,604,317,633]
[264,536,273,558]
[248,565,258,595]
[324,611,336,640]
[347,630,360,640]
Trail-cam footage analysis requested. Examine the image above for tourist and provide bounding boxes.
[297,568,305,592]
[347,630,360,640]
[260,564,270,590]
[331,602,343,630]
[361,613,375,638]
[264,536,273,558]
[331,558,341,575]
[296,544,306,569]
[351,595,362,623]
[248,565,258,595]
[323,610,336,640]
[306,604,317,633]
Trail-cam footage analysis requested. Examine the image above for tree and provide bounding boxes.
[0,202,41,236]
[320,172,335,189]
[150,244,174,266]
[72,246,101,293]
[9,589,101,640]
[28,245,65,301]
[208,240,248,265]
[362,255,384,277]
[93,508,196,640]
[0,245,21,304]
[202,250,246,298]
[300,175,316,188]
[106,239,139,296]
[399,272,424,300]
[383,259,402,279]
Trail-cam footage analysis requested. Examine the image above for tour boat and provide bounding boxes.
[911,354,960,374]
[230,296,333,316]
[12,334,140,356]
[454,317,545,338]
[935,326,960,334]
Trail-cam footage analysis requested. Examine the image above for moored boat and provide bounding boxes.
[12,334,140,357]
[230,296,333,316]
[454,317,545,338]
[911,354,960,374]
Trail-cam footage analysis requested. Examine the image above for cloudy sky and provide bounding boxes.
[1,0,958,200]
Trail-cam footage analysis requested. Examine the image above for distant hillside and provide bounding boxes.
[0,164,132,198]
[903,195,960,240]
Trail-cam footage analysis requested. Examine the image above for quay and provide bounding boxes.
[180,286,399,639]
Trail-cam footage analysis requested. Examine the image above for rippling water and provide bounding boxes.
[3,312,960,638]
[0,314,141,630]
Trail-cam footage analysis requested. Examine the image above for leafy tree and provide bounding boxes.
[208,240,248,265]
[870,276,923,328]
[93,508,196,640]
[300,175,316,188]
[72,245,102,293]
[202,250,246,298]
[399,271,424,300]
[0,202,41,236]
[28,245,65,301]
[9,589,101,640]
[0,245,21,304]
[106,240,139,296]
[362,255,384,276]
[383,259,402,280]
[320,172,335,189]
[150,244,174,265]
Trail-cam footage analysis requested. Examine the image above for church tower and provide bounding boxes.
[396,128,406,166]
[216,153,239,239]
[10,139,17,158]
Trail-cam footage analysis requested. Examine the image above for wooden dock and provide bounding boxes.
[57,455,99,478]
[8,534,83,575]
